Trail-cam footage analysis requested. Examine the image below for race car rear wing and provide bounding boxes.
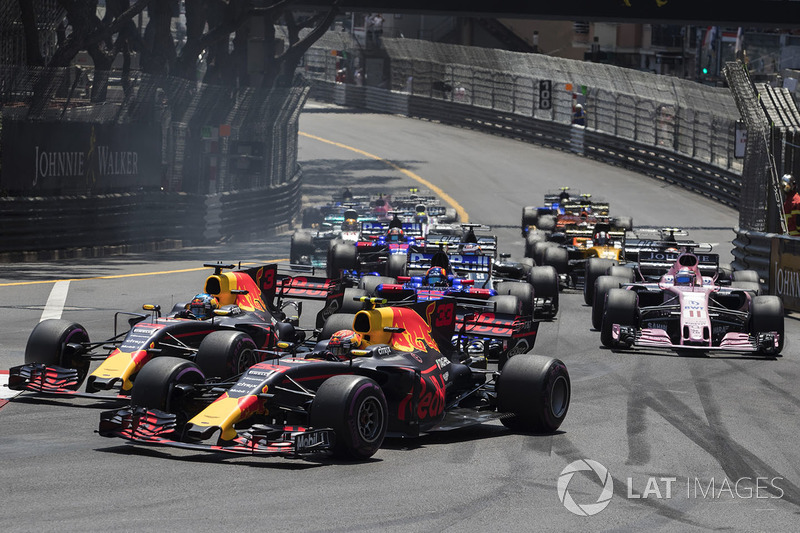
[272,270,347,328]
[408,251,493,279]
[360,220,426,238]
[636,250,720,278]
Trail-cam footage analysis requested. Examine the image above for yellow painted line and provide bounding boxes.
[299,131,469,223]
[0,259,288,287]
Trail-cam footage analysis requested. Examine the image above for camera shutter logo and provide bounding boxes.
[557,459,614,516]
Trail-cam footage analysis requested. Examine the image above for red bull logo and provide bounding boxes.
[391,304,439,353]
[233,271,268,312]
[397,373,446,421]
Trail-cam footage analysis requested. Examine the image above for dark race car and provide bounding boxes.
[595,250,783,356]
[8,263,345,401]
[98,298,571,460]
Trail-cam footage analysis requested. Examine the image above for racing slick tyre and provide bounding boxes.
[386,254,408,278]
[495,282,535,317]
[319,313,358,340]
[521,206,539,235]
[540,245,569,275]
[443,207,459,223]
[497,354,570,433]
[612,216,634,231]
[24,319,91,390]
[518,257,536,275]
[524,230,547,259]
[528,265,559,318]
[584,258,617,305]
[310,375,388,460]
[592,275,628,330]
[358,275,396,295]
[718,263,734,283]
[302,207,323,228]
[327,242,357,279]
[532,241,559,266]
[751,295,784,355]
[601,289,638,348]
[608,265,635,283]
[537,214,557,232]
[130,356,205,416]
[488,295,522,315]
[195,331,258,381]
[731,281,762,296]
[732,270,760,283]
[328,238,344,252]
[290,231,315,265]
[340,288,370,314]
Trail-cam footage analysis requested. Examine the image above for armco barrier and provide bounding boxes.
[310,81,742,208]
[0,170,302,262]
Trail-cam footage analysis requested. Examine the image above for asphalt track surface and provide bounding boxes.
[1,102,798,532]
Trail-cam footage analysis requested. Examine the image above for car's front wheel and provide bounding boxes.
[497,354,570,433]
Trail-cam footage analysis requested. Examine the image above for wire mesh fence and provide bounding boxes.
[0,65,308,196]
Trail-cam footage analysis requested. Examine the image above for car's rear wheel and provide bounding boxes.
[194,331,258,381]
[495,282,534,316]
[608,265,635,283]
[24,319,91,390]
[537,214,557,232]
[601,289,637,348]
[358,275,396,295]
[310,375,388,460]
[327,243,356,279]
[319,313,358,340]
[521,206,539,234]
[497,354,570,433]
[488,294,522,315]
[731,281,762,296]
[290,231,314,265]
[541,245,569,275]
[340,288,370,313]
[612,216,633,231]
[524,230,547,259]
[751,295,784,355]
[532,241,559,266]
[131,356,205,415]
[733,270,760,283]
[386,254,407,277]
[584,258,616,305]
[528,265,559,318]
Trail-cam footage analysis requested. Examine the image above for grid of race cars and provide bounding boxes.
[4,186,783,461]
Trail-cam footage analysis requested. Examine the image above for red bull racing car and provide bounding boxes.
[99,298,571,460]
[8,263,345,401]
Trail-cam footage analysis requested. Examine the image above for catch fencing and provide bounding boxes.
[0,65,308,257]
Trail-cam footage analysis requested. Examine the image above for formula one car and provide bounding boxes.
[596,250,783,356]
[99,298,571,460]
[8,263,345,400]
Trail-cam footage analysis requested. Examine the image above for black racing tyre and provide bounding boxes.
[731,281,762,296]
[340,288,370,314]
[584,258,616,305]
[541,245,569,275]
[443,207,459,223]
[751,295,784,355]
[310,375,388,460]
[521,206,539,233]
[194,331,258,381]
[532,241,559,266]
[612,216,633,231]
[495,282,534,316]
[601,288,637,348]
[497,354,570,433]
[290,231,314,264]
[319,313,358,341]
[518,257,536,275]
[592,275,627,330]
[24,319,91,389]
[732,270,760,283]
[386,254,408,278]
[302,207,323,228]
[608,265,635,283]
[488,294,522,315]
[327,242,357,279]
[328,238,345,252]
[358,275,396,295]
[524,230,547,259]
[537,214,557,232]
[528,265,559,318]
[130,356,205,413]
[718,263,734,283]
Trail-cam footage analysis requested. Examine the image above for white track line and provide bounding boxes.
[40,280,70,322]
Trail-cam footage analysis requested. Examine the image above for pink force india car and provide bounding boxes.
[597,249,784,356]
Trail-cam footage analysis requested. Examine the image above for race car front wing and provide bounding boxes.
[98,406,335,457]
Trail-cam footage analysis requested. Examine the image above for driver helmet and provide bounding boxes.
[425,266,449,287]
[189,293,219,319]
[782,174,796,195]
[387,227,404,242]
[675,268,695,286]
[328,329,363,360]
[342,218,359,232]
[594,231,609,245]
